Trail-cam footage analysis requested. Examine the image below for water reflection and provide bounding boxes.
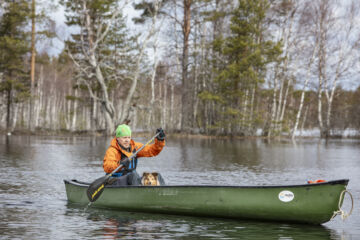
[67,204,339,240]
[1,135,359,239]
[175,138,262,171]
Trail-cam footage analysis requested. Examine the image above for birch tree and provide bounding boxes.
[322,0,360,137]
[63,0,121,134]
[266,0,298,136]
[62,0,132,134]
[287,1,322,138]
[310,0,359,138]
[291,42,318,138]
[132,0,164,130]
[62,0,163,134]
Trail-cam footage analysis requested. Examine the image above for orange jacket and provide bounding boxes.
[103,137,165,174]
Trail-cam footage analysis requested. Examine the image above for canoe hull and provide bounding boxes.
[64,179,348,224]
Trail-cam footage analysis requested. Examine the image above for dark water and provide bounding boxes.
[0,135,359,239]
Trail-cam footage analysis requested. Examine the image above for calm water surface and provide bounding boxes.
[0,135,359,239]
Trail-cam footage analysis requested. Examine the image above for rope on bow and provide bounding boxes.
[331,190,353,221]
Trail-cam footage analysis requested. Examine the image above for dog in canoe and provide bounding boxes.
[141,172,160,186]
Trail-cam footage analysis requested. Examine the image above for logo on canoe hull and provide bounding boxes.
[279,190,294,202]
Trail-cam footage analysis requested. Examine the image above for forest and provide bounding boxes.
[0,0,360,138]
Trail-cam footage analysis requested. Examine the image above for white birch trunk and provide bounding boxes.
[300,105,309,136]
[65,98,70,129]
[173,2,182,131]
[170,83,174,130]
[317,71,324,136]
[45,94,50,129]
[71,87,78,132]
[34,64,44,128]
[292,44,317,138]
[48,72,56,129]
[249,87,255,127]
[51,93,57,130]
[279,77,292,123]
[268,70,278,137]
[276,73,284,126]
[10,103,19,132]
[276,7,296,130]
[147,44,159,127]
[162,77,168,129]
[192,15,201,127]
[242,89,249,131]
[93,97,97,130]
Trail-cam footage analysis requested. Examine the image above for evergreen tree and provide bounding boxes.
[0,0,30,131]
[201,0,282,135]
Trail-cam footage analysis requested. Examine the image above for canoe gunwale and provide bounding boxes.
[64,179,349,189]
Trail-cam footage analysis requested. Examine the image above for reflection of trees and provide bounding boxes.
[176,137,262,171]
[2,135,30,164]
[209,139,262,170]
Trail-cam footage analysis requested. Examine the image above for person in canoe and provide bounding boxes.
[103,124,166,186]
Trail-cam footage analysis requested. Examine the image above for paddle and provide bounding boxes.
[86,132,160,202]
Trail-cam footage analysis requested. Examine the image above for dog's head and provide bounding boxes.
[141,172,159,186]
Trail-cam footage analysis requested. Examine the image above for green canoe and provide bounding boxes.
[64,179,349,224]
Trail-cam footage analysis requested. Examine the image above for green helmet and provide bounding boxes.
[116,124,131,137]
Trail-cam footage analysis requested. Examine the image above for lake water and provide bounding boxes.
[0,135,359,239]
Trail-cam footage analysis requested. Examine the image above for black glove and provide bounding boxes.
[156,128,165,141]
[120,158,130,170]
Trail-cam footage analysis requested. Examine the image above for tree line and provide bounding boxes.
[0,0,360,138]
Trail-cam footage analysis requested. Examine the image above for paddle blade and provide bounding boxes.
[87,175,109,202]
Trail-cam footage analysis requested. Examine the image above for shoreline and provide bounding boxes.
[1,128,359,140]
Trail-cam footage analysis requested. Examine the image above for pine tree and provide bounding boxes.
[203,0,282,135]
[0,0,31,131]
